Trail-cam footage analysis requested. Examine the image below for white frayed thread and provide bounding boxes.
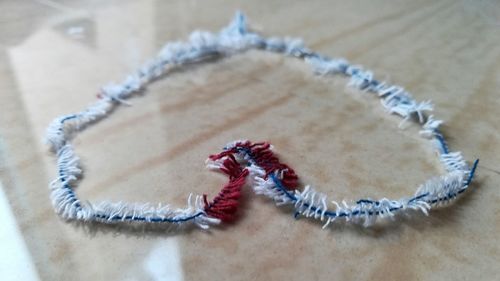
[45,12,261,229]
[205,157,226,171]
[235,140,470,228]
[346,65,374,90]
[88,194,219,229]
[48,145,220,228]
[415,171,465,205]
[252,175,294,206]
[45,117,70,152]
[50,144,82,219]
[419,115,443,138]
[440,152,468,172]
[264,37,305,56]
[305,56,348,75]
[45,11,476,230]
[379,89,434,128]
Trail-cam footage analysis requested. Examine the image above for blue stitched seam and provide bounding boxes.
[239,148,479,220]
[58,115,203,223]
[57,114,82,211]
[433,129,449,154]
[465,159,479,186]
[56,92,477,222]
[93,212,204,223]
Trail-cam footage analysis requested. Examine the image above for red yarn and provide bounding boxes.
[249,143,298,190]
[228,141,299,190]
[204,156,249,222]
[204,141,300,222]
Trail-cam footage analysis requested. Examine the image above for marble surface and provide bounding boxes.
[1,0,500,280]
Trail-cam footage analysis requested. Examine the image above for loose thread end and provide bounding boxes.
[465,159,480,186]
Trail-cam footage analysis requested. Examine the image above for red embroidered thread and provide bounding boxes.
[210,141,298,190]
[204,141,300,222]
[203,155,249,222]
[245,142,298,190]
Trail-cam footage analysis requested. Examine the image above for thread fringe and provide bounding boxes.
[45,12,479,230]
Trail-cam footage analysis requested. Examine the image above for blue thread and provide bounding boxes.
[356,199,378,205]
[369,79,380,89]
[56,114,85,211]
[238,147,479,221]
[234,11,247,35]
[58,169,82,210]
[48,12,482,226]
[94,212,203,223]
[60,114,78,124]
[434,130,449,154]
[55,122,204,222]
[339,63,348,74]
[408,193,429,203]
[465,159,479,186]
[269,173,341,218]
[56,113,203,223]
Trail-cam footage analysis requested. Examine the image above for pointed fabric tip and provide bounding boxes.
[222,11,247,36]
[234,11,247,34]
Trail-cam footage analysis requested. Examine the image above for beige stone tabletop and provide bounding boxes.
[1,0,499,280]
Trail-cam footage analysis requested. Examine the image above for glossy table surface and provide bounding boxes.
[1,0,499,280]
